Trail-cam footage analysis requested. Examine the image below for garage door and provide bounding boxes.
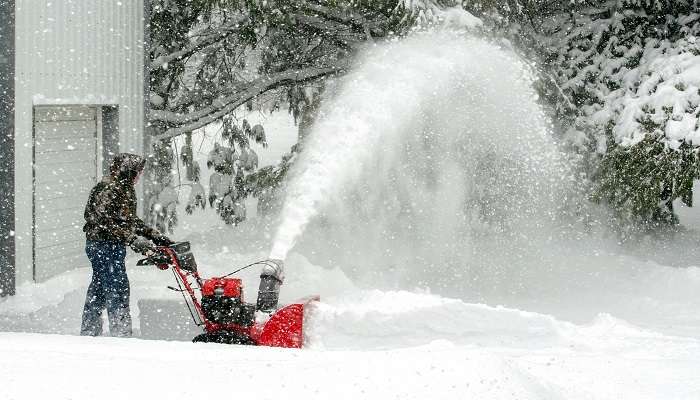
[33,106,98,282]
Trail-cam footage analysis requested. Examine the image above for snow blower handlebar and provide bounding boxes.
[136,242,199,272]
[135,252,171,268]
[136,242,285,312]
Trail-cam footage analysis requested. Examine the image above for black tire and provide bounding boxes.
[192,331,255,345]
[192,332,212,343]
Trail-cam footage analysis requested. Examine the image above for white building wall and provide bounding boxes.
[14,0,146,283]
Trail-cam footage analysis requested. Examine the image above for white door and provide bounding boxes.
[33,106,98,282]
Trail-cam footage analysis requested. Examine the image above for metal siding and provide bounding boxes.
[102,106,120,173]
[141,0,151,216]
[143,0,151,139]
[0,0,16,296]
[14,0,145,284]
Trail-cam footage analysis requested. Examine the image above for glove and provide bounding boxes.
[151,233,174,247]
[129,237,156,255]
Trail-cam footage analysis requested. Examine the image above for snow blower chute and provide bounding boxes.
[136,242,319,347]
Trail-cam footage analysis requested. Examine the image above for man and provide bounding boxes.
[80,153,173,337]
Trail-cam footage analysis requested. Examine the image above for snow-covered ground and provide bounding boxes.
[1,243,699,399]
[2,320,698,400]
[2,249,700,399]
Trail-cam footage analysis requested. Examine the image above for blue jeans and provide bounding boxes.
[80,240,132,337]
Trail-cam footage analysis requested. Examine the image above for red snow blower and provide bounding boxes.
[136,241,319,348]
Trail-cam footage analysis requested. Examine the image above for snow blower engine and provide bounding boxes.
[136,242,319,347]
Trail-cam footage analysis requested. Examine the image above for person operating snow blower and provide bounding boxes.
[80,153,173,337]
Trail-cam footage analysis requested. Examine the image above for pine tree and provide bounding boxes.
[535,0,700,227]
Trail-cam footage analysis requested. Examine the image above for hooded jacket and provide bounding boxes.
[83,153,159,243]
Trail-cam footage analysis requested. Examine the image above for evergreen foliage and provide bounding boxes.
[537,0,700,227]
[465,0,700,228]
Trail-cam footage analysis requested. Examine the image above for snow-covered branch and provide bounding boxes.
[149,15,249,72]
[151,63,348,141]
[300,2,384,37]
[289,13,369,46]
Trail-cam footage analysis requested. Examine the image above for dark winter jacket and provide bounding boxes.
[83,153,159,244]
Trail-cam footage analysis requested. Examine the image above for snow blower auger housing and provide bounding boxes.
[136,242,319,347]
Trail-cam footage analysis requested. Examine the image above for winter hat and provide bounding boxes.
[110,153,146,181]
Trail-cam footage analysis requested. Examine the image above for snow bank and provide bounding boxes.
[306,290,567,350]
[0,268,90,316]
[4,235,700,341]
